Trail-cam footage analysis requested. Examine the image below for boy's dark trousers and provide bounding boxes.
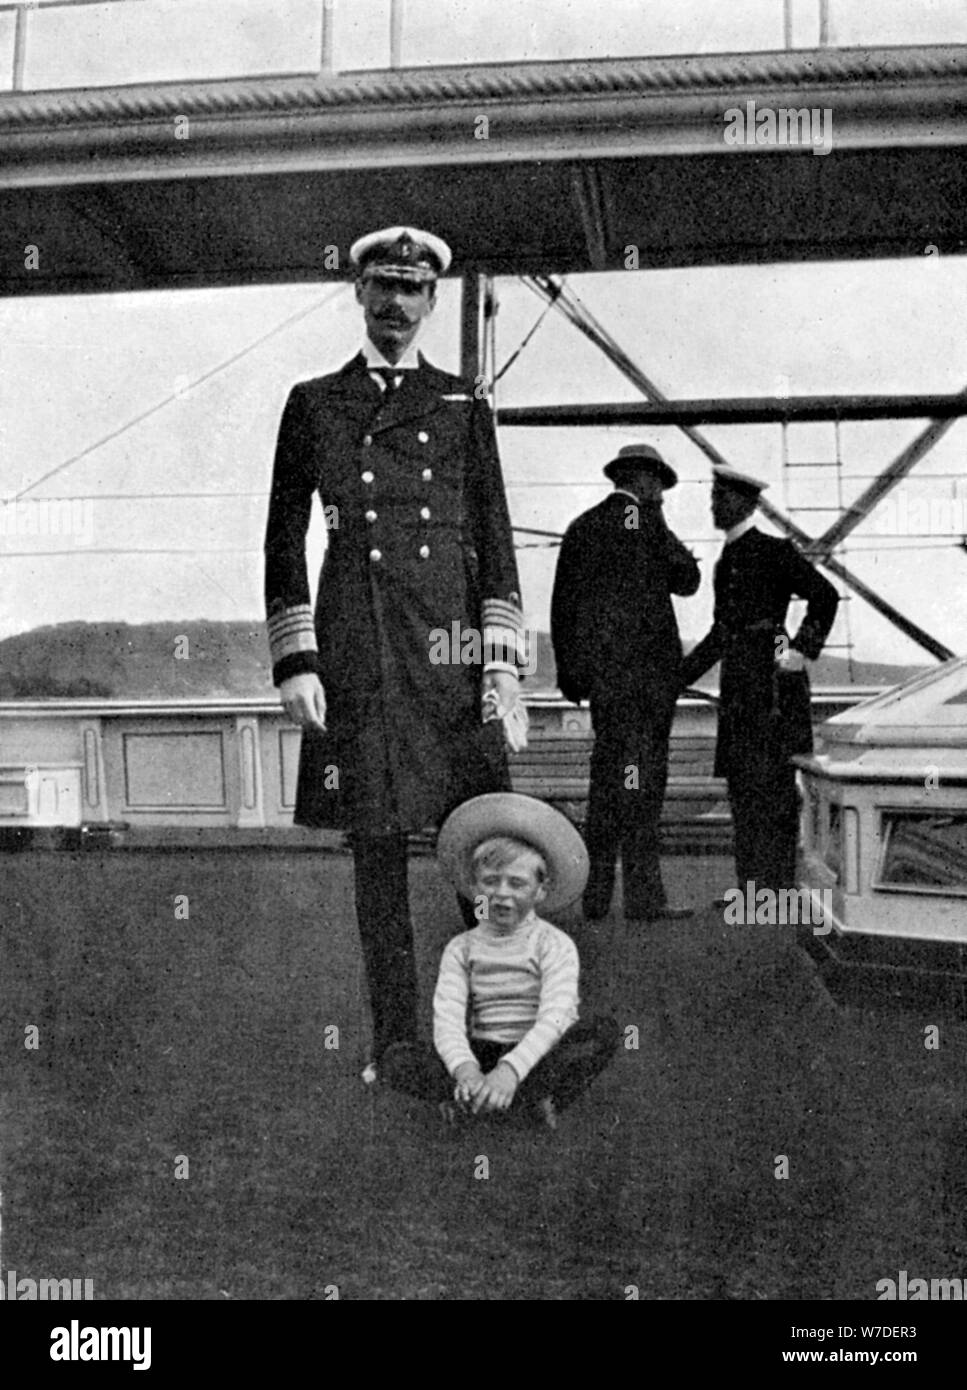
[381,1015,619,1111]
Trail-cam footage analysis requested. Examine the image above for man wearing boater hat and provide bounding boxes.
[264,226,526,1080]
[681,466,838,895]
[551,443,701,923]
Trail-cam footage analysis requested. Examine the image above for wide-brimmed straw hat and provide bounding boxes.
[437,792,588,914]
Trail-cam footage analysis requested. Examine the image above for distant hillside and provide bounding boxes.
[0,621,274,699]
[682,650,928,693]
[0,620,929,699]
[535,629,925,694]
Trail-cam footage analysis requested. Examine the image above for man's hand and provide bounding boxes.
[482,669,528,751]
[452,1061,485,1108]
[775,648,806,674]
[280,672,327,731]
[472,1060,519,1114]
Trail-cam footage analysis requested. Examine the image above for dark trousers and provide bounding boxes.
[352,834,477,1064]
[583,684,677,920]
[728,757,800,893]
[382,1015,620,1112]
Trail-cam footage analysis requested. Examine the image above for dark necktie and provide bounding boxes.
[375,367,402,392]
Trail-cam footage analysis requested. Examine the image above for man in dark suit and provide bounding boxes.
[551,444,701,923]
[681,466,839,894]
[264,226,525,1079]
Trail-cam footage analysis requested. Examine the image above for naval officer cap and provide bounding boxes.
[712,465,769,500]
[603,442,678,490]
[350,226,452,284]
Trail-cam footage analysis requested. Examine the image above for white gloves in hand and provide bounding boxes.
[280,669,528,751]
[482,670,529,752]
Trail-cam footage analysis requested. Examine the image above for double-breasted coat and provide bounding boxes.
[264,352,523,836]
[680,527,839,780]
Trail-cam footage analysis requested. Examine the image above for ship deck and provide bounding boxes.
[3,842,967,1301]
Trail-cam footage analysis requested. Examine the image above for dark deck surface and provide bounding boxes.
[3,846,967,1301]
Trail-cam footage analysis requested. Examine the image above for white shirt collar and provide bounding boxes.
[724,515,757,545]
[361,338,421,371]
[612,486,641,503]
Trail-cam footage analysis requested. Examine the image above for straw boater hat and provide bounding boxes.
[437,793,589,914]
[603,443,678,491]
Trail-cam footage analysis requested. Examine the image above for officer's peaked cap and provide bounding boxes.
[350,226,452,284]
[712,465,768,499]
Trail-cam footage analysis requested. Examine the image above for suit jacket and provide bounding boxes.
[264,352,523,834]
[680,527,839,780]
[550,492,700,706]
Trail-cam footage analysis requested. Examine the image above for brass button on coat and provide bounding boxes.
[369,548,382,562]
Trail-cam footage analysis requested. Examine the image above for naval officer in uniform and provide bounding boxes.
[681,466,839,895]
[264,226,525,1078]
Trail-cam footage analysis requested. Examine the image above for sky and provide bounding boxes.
[4,0,967,87]
[1,0,966,669]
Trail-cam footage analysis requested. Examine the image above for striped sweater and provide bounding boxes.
[433,913,580,1083]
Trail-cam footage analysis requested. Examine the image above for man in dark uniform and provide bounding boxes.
[550,444,701,923]
[681,466,839,894]
[264,226,525,1079]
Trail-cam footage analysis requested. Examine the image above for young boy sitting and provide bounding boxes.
[382,793,618,1126]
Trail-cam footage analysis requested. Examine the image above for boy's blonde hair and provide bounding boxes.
[469,835,548,885]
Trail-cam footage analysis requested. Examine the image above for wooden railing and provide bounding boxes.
[0,690,873,840]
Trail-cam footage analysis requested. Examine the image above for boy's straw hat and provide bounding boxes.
[437,793,588,914]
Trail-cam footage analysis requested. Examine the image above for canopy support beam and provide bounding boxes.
[521,274,956,663]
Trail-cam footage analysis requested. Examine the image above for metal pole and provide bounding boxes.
[460,273,481,386]
[320,0,335,74]
[783,0,794,50]
[389,0,404,68]
[819,0,831,48]
[496,393,967,427]
[12,3,27,92]
[524,276,955,663]
[818,412,963,551]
